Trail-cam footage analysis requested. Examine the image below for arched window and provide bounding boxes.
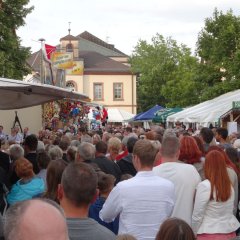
[66,43,73,52]
[66,81,76,91]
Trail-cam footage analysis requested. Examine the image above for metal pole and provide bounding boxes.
[38,38,45,84]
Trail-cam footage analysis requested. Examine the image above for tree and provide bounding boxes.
[0,0,33,79]
[196,8,240,100]
[130,34,199,111]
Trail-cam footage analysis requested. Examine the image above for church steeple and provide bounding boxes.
[59,22,79,57]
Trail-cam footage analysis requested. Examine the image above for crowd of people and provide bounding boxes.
[0,123,240,239]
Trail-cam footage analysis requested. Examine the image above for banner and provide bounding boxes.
[51,52,74,69]
[66,61,84,75]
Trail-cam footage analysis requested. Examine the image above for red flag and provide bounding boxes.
[44,44,56,60]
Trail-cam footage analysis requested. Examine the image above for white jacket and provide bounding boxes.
[192,179,240,234]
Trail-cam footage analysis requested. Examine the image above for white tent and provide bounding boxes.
[88,108,135,123]
[0,78,90,110]
[107,108,135,122]
[167,89,240,126]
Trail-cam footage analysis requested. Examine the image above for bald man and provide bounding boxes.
[4,199,68,240]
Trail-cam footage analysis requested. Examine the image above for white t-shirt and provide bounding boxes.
[100,171,175,240]
[153,162,201,226]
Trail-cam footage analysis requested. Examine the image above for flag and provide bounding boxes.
[41,44,56,85]
[44,44,56,60]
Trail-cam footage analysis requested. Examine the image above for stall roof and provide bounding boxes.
[133,105,164,121]
[152,108,183,123]
[167,89,240,124]
[0,78,90,110]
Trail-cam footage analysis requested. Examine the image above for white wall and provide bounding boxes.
[0,105,42,135]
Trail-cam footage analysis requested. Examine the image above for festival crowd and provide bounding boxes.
[0,122,240,240]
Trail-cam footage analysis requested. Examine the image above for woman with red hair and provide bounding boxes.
[192,150,240,239]
[207,146,239,215]
[179,136,204,178]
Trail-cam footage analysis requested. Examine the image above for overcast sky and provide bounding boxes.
[17,0,240,55]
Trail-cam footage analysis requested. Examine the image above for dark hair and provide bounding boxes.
[216,127,228,140]
[156,218,195,240]
[44,159,67,203]
[125,127,132,133]
[61,163,97,206]
[225,147,239,165]
[37,151,51,169]
[59,139,70,151]
[133,140,158,167]
[95,141,108,154]
[97,172,115,195]
[127,137,138,153]
[200,127,214,144]
[24,134,38,151]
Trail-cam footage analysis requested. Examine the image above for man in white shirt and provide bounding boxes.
[100,140,175,240]
[153,135,201,226]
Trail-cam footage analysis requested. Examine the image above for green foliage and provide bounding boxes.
[0,0,33,79]
[196,8,240,99]
[130,34,200,111]
[131,9,240,112]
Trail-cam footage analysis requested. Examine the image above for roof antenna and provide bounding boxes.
[68,22,71,35]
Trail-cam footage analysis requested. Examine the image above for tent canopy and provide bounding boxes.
[167,89,240,125]
[107,108,135,122]
[0,78,90,110]
[152,108,183,123]
[133,105,164,121]
[88,108,135,123]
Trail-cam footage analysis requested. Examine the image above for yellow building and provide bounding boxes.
[28,31,137,114]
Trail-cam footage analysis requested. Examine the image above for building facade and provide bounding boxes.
[27,31,137,114]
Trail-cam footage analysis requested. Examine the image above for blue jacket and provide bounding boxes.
[89,196,119,234]
[7,177,45,205]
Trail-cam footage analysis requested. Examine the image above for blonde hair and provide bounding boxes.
[108,137,121,154]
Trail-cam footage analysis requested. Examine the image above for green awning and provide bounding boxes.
[152,108,183,123]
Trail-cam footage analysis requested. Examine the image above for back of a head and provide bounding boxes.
[161,136,180,158]
[77,142,95,161]
[45,160,67,201]
[156,218,195,240]
[37,151,51,169]
[15,157,34,179]
[205,150,231,201]
[37,141,45,152]
[24,134,38,151]
[4,199,68,240]
[48,146,63,160]
[97,172,116,194]
[67,146,78,162]
[81,134,92,144]
[70,140,81,148]
[225,147,239,165]
[61,162,97,207]
[200,127,214,144]
[96,141,108,155]
[9,144,24,161]
[216,127,228,140]
[108,137,121,153]
[127,137,138,153]
[59,138,70,151]
[133,140,158,167]
[179,136,202,164]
